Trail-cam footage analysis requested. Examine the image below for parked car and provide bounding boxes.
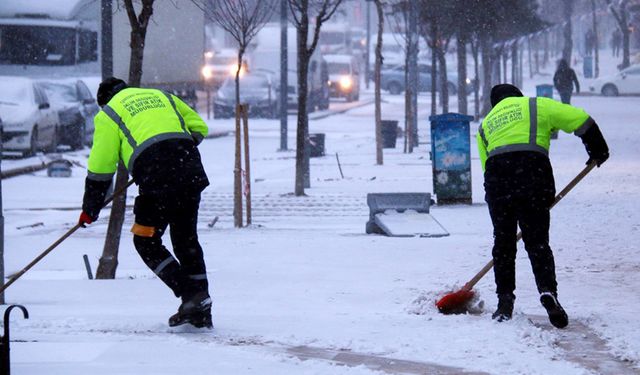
[214,72,278,119]
[39,79,100,149]
[376,64,474,96]
[0,76,59,156]
[325,54,360,102]
[589,64,640,96]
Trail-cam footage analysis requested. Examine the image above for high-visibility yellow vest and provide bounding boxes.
[87,88,208,181]
[477,96,593,171]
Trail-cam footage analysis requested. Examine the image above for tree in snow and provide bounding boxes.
[288,0,344,196]
[194,0,276,227]
[97,0,156,279]
[606,0,632,69]
[373,0,385,166]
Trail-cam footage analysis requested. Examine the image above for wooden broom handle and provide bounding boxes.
[0,179,135,295]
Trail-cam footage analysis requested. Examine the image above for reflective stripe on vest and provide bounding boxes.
[103,105,137,150]
[162,91,188,134]
[486,97,549,159]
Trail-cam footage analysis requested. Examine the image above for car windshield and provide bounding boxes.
[0,80,29,105]
[222,75,269,91]
[212,55,236,66]
[328,62,350,75]
[40,82,78,103]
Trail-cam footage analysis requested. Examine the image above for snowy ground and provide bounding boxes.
[2,56,640,374]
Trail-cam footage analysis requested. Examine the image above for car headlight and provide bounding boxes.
[202,65,213,80]
[465,78,471,84]
[339,76,353,90]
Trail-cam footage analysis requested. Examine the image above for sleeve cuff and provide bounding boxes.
[574,116,595,137]
[192,132,204,145]
[87,171,115,181]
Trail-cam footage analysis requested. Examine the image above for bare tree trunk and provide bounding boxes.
[591,0,599,78]
[501,47,507,83]
[471,38,480,121]
[511,42,517,83]
[430,24,437,117]
[234,52,243,227]
[562,0,574,63]
[242,106,251,225]
[456,35,467,115]
[295,20,310,196]
[528,36,533,78]
[97,0,154,279]
[543,30,549,68]
[436,45,448,113]
[374,0,383,165]
[480,34,493,116]
[607,0,630,69]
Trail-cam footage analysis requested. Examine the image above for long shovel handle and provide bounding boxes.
[0,179,135,295]
[462,162,598,291]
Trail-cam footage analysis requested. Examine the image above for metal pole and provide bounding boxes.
[101,0,113,79]
[279,0,288,151]
[365,1,371,90]
[408,0,418,148]
[0,119,4,305]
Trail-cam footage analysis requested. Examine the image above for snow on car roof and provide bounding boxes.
[0,75,33,83]
[0,18,81,28]
[0,0,94,21]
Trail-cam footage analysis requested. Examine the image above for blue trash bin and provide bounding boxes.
[536,84,554,99]
[536,84,558,139]
[429,113,473,205]
[583,56,593,79]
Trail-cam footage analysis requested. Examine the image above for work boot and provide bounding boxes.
[540,292,568,329]
[492,293,515,322]
[169,291,213,329]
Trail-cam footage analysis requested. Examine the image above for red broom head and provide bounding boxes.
[435,289,475,314]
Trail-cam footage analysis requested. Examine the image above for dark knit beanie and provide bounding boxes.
[97,77,128,106]
[490,84,523,107]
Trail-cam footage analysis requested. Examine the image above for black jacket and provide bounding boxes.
[553,66,580,94]
[82,138,209,218]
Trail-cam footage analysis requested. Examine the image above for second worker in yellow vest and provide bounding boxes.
[477,84,608,328]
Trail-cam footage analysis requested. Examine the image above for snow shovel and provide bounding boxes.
[0,179,135,295]
[436,161,598,314]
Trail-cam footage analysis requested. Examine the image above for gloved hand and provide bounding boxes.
[587,152,609,167]
[78,211,97,228]
[580,123,609,167]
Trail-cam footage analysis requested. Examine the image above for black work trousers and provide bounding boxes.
[132,191,209,299]
[484,152,558,296]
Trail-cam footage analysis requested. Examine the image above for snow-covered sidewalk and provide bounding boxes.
[1,93,639,374]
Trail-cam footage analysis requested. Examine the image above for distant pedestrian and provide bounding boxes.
[585,29,595,57]
[553,59,580,104]
[612,29,622,57]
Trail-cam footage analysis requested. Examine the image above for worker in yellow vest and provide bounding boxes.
[477,84,609,328]
[78,77,212,328]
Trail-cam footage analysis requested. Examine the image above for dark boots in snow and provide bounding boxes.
[492,293,515,322]
[169,291,213,329]
[540,292,568,328]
